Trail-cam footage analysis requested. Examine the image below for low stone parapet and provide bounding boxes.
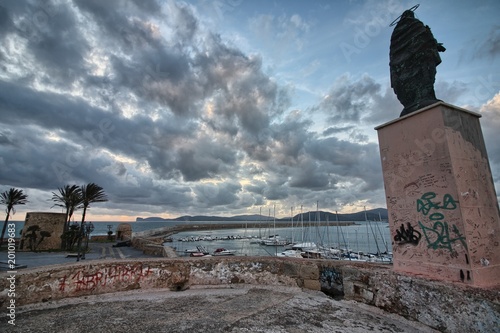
[1,258,498,332]
[90,235,116,242]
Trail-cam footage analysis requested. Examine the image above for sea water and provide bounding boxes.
[3,220,392,257]
[169,221,392,257]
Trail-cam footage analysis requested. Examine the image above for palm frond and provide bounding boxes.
[0,188,28,214]
[51,185,82,210]
[80,183,108,208]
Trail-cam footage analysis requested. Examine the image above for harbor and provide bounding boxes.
[133,219,393,262]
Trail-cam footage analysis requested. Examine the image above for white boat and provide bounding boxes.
[276,249,303,258]
[190,252,211,257]
[291,242,317,251]
[301,249,322,259]
[213,248,235,256]
[186,245,210,256]
[262,236,289,246]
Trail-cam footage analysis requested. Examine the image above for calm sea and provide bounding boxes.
[3,220,392,256]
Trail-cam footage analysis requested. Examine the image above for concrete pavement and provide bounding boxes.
[0,241,158,271]
[2,286,438,333]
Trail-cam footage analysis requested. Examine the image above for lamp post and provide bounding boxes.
[107,224,113,240]
[76,221,94,261]
[82,222,94,260]
[76,222,84,262]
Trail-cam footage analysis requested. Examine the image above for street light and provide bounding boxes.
[82,222,94,260]
[76,221,94,261]
[107,224,113,240]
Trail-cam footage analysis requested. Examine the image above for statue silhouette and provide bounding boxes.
[390,8,446,117]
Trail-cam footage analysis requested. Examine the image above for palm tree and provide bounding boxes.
[0,188,28,247]
[51,185,82,249]
[76,183,108,260]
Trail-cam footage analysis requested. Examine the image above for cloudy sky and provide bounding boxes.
[1,0,499,221]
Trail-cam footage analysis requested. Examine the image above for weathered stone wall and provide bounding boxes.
[19,212,66,251]
[1,258,498,332]
[131,236,177,257]
[90,235,116,242]
[116,223,132,240]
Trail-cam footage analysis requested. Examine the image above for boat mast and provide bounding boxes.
[366,206,381,255]
[336,210,340,249]
[273,204,277,254]
[338,217,350,261]
[316,201,322,246]
[259,207,262,239]
[301,205,304,242]
[376,211,389,253]
[365,206,370,253]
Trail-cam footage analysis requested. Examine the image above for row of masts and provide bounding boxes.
[258,202,389,257]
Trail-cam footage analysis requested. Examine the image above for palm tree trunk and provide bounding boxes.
[61,208,70,250]
[76,206,87,261]
[0,208,11,248]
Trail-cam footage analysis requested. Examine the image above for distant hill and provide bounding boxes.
[286,208,387,222]
[136,208,387,222]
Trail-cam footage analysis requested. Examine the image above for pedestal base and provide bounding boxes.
[376,102,500,288]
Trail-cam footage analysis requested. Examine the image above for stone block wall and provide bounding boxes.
[116,223,132,240]
[19,212,66,251]
[1,258,498,332]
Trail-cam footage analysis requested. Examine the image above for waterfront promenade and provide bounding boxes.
[0,241,155,271]
[3,285,437,333]
[1,232,498,332]
[1,241,439,332]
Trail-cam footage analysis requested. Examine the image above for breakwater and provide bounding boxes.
[132,221,356,238]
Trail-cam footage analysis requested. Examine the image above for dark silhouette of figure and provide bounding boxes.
[390,9,446,117]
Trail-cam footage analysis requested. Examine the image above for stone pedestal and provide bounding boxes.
[376,102,500,288]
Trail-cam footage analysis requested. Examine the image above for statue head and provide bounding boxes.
[401,10,415,19]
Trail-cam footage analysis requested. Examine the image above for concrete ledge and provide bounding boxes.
[1,257,499,332]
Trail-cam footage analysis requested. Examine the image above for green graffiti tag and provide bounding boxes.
[416,192,467,253]
[416,192,457,216]
[418,221,467,252]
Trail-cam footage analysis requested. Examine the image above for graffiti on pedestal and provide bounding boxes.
[416,192,457,215]
[394,222,421,245]
[416,192,467,253]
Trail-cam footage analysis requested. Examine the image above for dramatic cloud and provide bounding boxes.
[473,26,500,60]
[0,0,498,220]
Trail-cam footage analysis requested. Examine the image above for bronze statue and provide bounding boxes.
[389,6,446,117]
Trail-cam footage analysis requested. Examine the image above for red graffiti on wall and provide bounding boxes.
[58,264,153,292]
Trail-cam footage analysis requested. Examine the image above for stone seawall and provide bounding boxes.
[131,236,177,257]
[132,221,355,238]
[1,257,499,332]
